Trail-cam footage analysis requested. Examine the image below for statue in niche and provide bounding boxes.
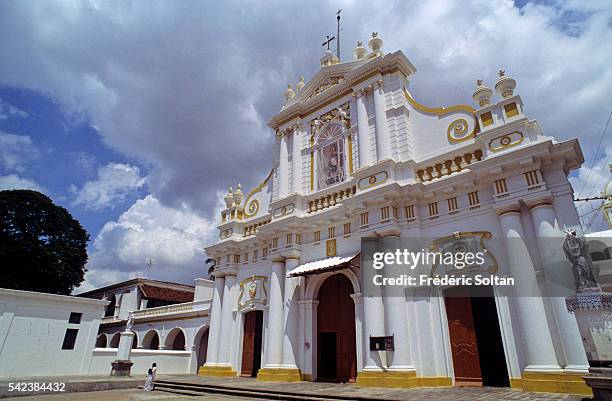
[563,229,601,293]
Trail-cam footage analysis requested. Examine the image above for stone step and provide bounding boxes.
[152,380,362,401]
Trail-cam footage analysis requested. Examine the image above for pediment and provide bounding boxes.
[298,61,364,104]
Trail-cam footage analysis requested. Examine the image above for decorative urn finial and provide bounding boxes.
[495,68,516,99]
[224,187,234,208]
[233,183,244,206]
[296,76,305,92]
[354,40,367,59]
[368,32,383,55]
[472,79,493,108]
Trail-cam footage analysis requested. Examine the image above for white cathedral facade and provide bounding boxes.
[201,33,590,395]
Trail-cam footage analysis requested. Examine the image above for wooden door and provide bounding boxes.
[317,274,356,383]
[444,288,482,386]
[241,311,257,377]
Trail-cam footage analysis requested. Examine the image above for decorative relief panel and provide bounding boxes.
[488,131,524,152]
[326,239,337,257]
[305,76,344,102]
[273,203,295,218]
[358,171,388,190]
[237,275,268,312]
[220,228,233,239]
[429,231,498,276]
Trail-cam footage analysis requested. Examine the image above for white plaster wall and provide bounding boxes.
[0,289,107,378]
[88,348,193,375]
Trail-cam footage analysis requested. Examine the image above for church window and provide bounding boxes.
[61,328,78,350]
[271,237,278,249]
[405,205,415,219]
[524,170,540,186]
[262,247,268,258]
[428,202,439,217]
[360,212,369,226]
[447,197,458,212]
[253,250,258,260]
[314,122,346,190]
[468,191,480,208]
[481,111,493,127]
[68,312,82,324]
[328,227,335,238]
[504,102,519,118]
[344,223,351,235]
[494,178,508,194]
[381,206,390,220]
[233,254,240,264]
[314,231,321,243]
[393,207,398,219]
[225,255,230,264]
[243,253,248,263]
[286,233,293,245]
[296,234,301,245]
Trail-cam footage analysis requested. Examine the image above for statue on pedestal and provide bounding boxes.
[125,312,134,332]
[562,229,600,293]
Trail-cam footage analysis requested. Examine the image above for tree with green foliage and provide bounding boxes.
[0,190,89,295]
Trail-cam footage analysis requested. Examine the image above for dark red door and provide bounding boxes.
[241,311,257,377]
[445,287,482,386]
[317,274,356,383]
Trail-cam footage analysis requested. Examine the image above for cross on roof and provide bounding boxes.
[322,35,336,51]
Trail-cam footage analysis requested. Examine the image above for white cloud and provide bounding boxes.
[72,162,147,210]
[0,174,44,192]
[0,99,28,120]
[79,194,221,291]
[0,131,39,173]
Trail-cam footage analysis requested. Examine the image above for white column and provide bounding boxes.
[116,331,135,361]
[278,133,290,199]
[497,207,561,372]
[217,273,236,366]
[300,299,318,378]
[291,126,302,194]
[372,80,391,161]
[362,287,386,370]
[382,236,413,371]
[356,90,373,168]
[281,257,300,369]
[204,275,225,366]
[350,293,364,374]
[264,258,285,367]
[528,201,589,371]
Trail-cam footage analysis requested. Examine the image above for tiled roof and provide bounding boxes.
[139,283,194,303]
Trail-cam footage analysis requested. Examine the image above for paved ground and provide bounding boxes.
[157,376,587,401]
[3,388,245,401]
[0,375,589,400]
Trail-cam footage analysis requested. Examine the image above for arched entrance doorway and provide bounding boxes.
[195,327,209,368]
[240,310,263,377]
[444,286,509,387]
[317,274,356,383]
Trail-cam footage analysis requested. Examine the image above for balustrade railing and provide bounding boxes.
[416,149,484,183]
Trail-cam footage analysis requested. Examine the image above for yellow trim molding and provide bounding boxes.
[198,365,237,377]
[242,169,274,218]
[257,367,303,382]
[404,89,475,117]
[356,370,452,388]
[511,372,592,396]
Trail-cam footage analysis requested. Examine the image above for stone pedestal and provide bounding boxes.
[566,292,612,399]
[111,331,135,376]
[110,360,134,376]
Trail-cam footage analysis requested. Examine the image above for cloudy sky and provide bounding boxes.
[0,0,610,292]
